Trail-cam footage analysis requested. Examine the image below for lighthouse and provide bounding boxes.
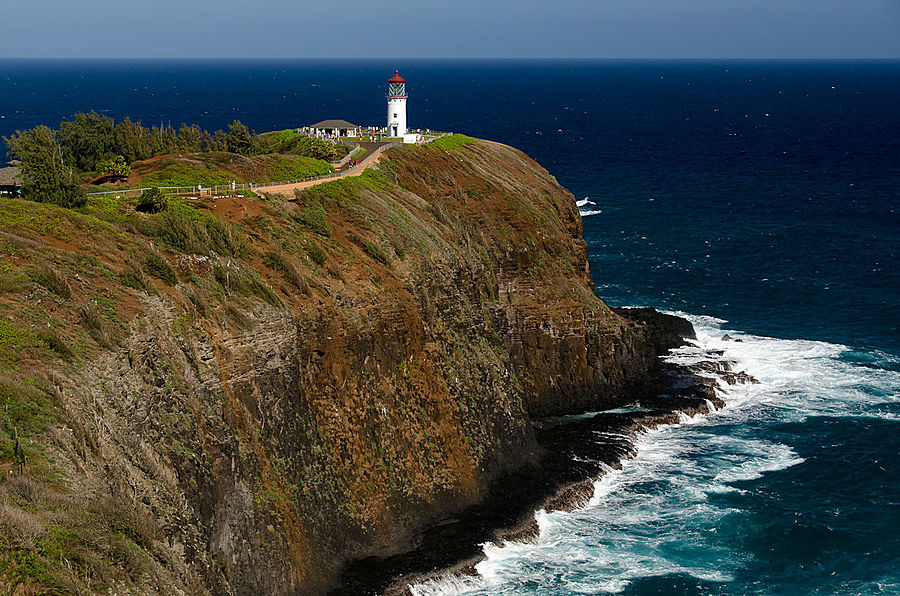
[386,70,407,137]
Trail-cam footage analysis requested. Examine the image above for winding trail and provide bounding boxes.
[259,148,386,196]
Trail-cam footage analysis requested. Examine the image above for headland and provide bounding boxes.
[0,135,751,595]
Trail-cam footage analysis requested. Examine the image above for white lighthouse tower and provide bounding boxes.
[386,70,407,137]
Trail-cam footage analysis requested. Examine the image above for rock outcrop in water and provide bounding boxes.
[0,137,697,595]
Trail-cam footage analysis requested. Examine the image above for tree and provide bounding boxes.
[149,124,178,157]
[176,124,204,153]
[97,155,131,180]
[226,120,252,155]
[58,111,115,172]
[135,187,168,214]
[114,117,152,163]
[210,130,228,153]
[4,125,86,208]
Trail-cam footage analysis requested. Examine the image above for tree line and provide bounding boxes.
[2,112,337,208]
[6,112,256,173]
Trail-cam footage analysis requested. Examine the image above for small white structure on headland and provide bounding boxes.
[309,119,359,138]
[386,70,408,138]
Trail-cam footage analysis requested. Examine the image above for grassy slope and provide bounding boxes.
[0,164,410,592]
[0,194,262,591]
[126,151,334,188]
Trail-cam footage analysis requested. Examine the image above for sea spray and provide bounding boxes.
[410,313,900,595]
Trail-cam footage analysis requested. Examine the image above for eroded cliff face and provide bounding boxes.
[0,138,689,594]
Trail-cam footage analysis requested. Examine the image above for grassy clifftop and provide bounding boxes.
[0,137,665,594]
[124,151,334,188]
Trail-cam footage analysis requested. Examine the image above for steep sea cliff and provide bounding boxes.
[2,138,703,594]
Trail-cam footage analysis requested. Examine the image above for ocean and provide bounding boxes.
[2,60,899,595]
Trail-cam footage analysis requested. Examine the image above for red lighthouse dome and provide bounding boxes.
[388,70,405,83]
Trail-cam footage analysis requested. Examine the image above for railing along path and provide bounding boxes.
[84,134,449,200]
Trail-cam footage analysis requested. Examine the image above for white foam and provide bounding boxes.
[408,312,900,595]
[673,312,900,424]
[409,574,486,596]
[579,208,603,217]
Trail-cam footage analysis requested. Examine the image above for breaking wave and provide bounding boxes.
[410,314,900,595]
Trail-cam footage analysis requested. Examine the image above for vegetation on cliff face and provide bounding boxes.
[0,138,674,594]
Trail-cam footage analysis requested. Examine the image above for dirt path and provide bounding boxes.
[256,145,386,196]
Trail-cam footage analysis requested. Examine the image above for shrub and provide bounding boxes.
[262,250,307,292]
[136,202,247,257]
[213,264,280,307]
[262,250,288,271]
[141,250,176,285]
[247,272,281,307]
[295,200,331,237]
[204,215,249,257]
[119,259,150,292]
[97,155,130,178]
[77,302,112,348]
[188,292,211,317]
[37,331,73,361]
[26,264,71,299]
[135,188,168,214]
[224,303,254,330]
[304,241,327,266]
[362,240,389,266]
[0,269,28,294]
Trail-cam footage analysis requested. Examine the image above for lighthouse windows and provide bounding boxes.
[393,113,397,118]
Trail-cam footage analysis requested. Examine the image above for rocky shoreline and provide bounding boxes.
[332,321,756,596]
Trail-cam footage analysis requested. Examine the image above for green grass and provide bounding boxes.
[304,241,327,266]
[266,155,333,181]
[137,153,332,188]
[428,134,476,151]
[299,169,392,209]
[0,378,56,437]
[0,321,50,370]
[295,200,331,237]
[134,200,248,257]
[140,250,177,285]
[0,200,68,238]
[81,194,134,223]
[140,162,239,188]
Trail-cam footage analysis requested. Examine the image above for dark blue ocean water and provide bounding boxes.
[2,60,899,595]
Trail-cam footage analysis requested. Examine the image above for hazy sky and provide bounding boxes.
[2,0,898,59]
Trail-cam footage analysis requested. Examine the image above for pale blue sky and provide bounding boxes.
[2,0,898,59]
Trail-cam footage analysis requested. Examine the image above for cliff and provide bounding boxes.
[0,136,691,594]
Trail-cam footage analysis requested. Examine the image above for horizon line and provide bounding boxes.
[2,56,900,62]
